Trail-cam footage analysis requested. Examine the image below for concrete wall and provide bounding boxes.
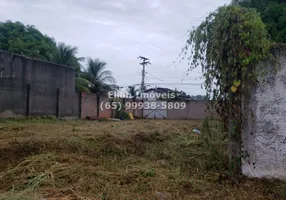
[167,101,217,120]
[0,82,27,116]
[81,93,98,119]
[0,51,79,118]
[242,51,286,181]
[80,93,215,120]
[0,51,75,93]
[60,91,81,118]
[0,51,216,120]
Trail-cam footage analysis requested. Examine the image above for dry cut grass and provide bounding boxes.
[0,118,285,200]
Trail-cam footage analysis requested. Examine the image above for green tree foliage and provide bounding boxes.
[79,58,119,95]
[114,102,130,120]
[236,0,286,43]
[0,21,56,59]
[127,86,139,99]
[45,42,84,72]
[0,20,118,94]
[45,42,93,93]
[185,5,271,175]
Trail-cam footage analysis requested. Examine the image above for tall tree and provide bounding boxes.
[236,0,286,43]
[0,21,56,59]
[80,58,118,95]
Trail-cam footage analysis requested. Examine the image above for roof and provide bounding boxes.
[143,87,206,101]
[144,87,175,94]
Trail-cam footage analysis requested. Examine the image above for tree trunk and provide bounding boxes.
[228,93,242,176]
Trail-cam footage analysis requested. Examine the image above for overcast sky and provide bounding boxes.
[0,0,230,95]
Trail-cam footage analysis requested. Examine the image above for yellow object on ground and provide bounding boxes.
[129,112,134,120]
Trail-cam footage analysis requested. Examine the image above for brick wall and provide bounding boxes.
[98,96,112,118]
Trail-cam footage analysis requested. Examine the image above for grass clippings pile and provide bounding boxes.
[0,119,285,200]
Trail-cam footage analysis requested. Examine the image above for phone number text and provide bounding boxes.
[100,102,186,111]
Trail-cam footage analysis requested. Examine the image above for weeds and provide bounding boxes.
[0,120,285,199]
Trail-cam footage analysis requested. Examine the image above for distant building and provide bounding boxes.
[143,87,205,101]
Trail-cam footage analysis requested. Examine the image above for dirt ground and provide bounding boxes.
[0,119,285,200]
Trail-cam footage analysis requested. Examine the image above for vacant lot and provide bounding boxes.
[0,119,285,200]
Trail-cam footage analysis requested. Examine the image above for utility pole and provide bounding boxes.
[137,56,151,92]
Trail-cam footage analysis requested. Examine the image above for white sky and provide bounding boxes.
[0,0,230,95]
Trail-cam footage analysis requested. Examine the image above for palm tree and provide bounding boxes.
[79,58,118,95]
[127,85,139,99]
[46,42,84,71]
[46,42,92,92]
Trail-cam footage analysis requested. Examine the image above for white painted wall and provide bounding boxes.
[242,51,286,181]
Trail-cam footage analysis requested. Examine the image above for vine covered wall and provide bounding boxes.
[184,5,274,175]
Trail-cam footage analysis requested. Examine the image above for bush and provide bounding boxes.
[98,117,108,122]
[114,102,130,120]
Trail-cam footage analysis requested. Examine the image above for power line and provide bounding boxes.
[161,19,204,70]
[145,72,166,83]
[145,82,203,86]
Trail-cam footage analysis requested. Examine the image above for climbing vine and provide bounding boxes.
[184,5,274,175]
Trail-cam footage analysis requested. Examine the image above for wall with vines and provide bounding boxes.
[182,4,281,175]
